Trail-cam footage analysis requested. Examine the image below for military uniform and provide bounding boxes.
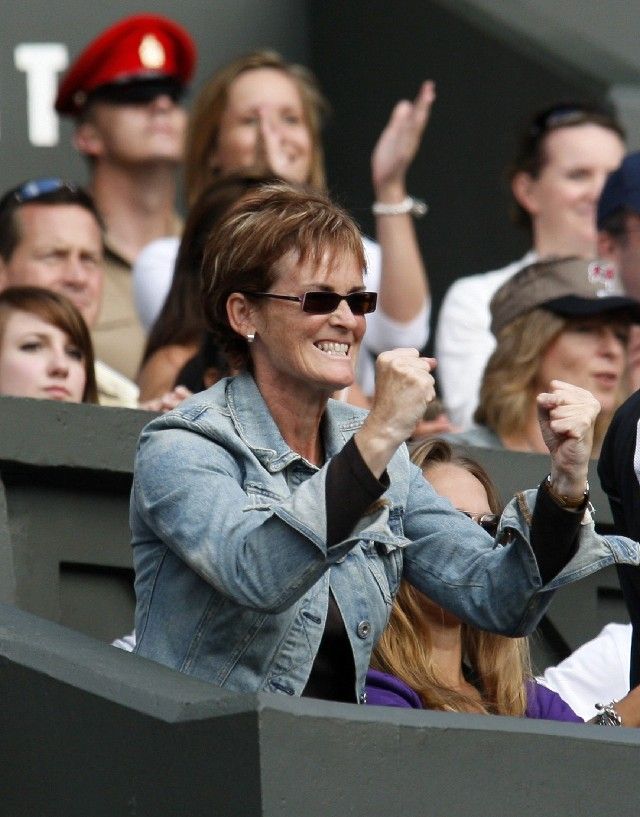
[56,13,195,382]
[92,217,181,381]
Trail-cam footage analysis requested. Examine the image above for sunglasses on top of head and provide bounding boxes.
[10,177,76,204]
[528,102,613,141]
[239,290,378,315]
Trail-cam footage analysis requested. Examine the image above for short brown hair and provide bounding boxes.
[507,102,625,232]
[0,286,98,403]
[201,183,365,369]
[185,50,329,205]
[141,170,280,367]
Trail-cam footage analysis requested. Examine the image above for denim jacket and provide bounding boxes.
[131,372,640,700]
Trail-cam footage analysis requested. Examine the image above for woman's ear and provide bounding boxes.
[511,171,540,217]
[226,292,255,339]
[73,122,105,159]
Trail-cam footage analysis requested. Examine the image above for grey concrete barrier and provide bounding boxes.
[0,396,153,642]
[1,602,640,817]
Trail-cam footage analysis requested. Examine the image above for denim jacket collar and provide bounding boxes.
[226,371,365,472]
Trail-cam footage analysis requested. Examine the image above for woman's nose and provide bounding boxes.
[329,297,359,327]
[48,348,70,376]
[600,327,625,357]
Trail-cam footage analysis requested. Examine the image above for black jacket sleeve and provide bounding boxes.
[598,390,640,688]
[530,480,583,585]
[325,436,389,546]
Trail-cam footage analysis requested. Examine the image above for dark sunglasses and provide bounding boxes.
[528,102,614,141]
[89,78,185,107]
[240,290,378,315]
[460,511,500,538]
[12,177,75,204]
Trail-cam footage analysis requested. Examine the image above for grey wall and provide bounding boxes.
[436,0,640,149]
[447,0,640,84]
[2,601,640,817]
[0,396,149,641]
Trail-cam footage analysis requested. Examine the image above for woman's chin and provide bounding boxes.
[596,395,617,415]
[331,374,356,392]
[315,362,355,393]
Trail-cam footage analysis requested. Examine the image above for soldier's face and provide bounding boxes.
[80,93,187,165]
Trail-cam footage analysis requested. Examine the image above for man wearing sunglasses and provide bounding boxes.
[55,14,197,382]
[0,178,139,407]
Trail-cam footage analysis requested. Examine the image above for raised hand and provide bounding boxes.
[140,385,192,414]
[371,80,435,199]
[355,348,437,477]
[253,106,306,183]
[537,380,601,499]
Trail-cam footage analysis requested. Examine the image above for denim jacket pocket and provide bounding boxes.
[386,505,405,538]
[360,538,403,604]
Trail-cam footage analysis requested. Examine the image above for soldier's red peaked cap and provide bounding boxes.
[55,14,196,116]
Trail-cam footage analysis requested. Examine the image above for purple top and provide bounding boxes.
[365,669,583,723]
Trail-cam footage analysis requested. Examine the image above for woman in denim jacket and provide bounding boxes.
[131,183,639,703]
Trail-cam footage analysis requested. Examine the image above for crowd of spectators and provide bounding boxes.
[4,11,640,733]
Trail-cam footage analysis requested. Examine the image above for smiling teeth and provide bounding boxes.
[316,342,349,356]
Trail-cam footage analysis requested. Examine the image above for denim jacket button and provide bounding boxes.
[356,620,371,639]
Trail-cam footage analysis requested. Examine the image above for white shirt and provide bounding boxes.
[435,251,536,430]
[132,237,177,332]
[95,359,139,408]
[133,235,430,397]
[538,622,631,721]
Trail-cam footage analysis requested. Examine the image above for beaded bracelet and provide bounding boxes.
[372,196,428,217]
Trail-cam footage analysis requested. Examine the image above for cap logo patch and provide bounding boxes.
[139,34,165,69]
[587,260,619,297]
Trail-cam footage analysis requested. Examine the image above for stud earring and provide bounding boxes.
[246,333,255,344]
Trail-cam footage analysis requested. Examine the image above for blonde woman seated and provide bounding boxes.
[366,438,581,721]
[0,286,97,403]
[367,435,640,726]
[446,256,640,456]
